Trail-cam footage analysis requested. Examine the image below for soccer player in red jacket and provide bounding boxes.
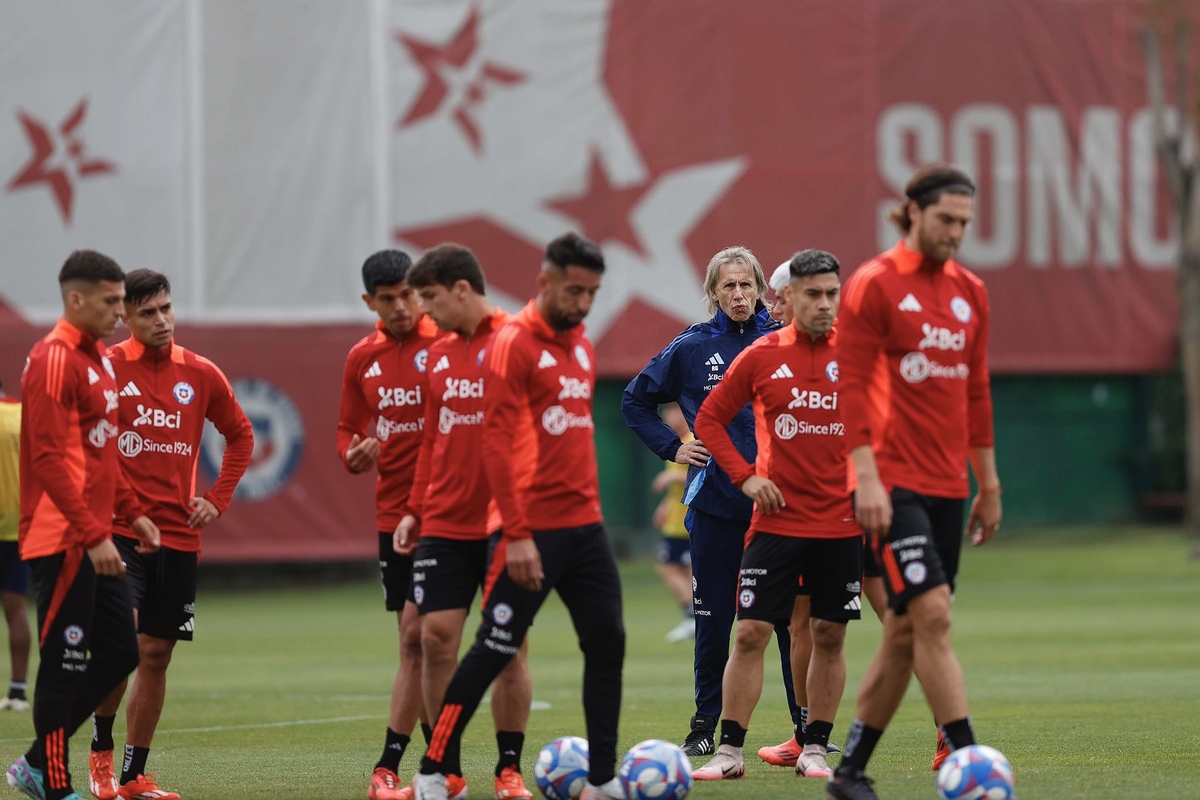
[9,250,161,800]
[337,250,442,800]
[87,269,253,800]
[413,233,625,800]
[397,244,533,800]
[827,165,1002,800]
[693,250,860,782]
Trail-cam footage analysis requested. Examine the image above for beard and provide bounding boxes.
[547,307,584,331]
[917,225,959,263]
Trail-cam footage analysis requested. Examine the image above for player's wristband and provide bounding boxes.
[979,485,1002,495]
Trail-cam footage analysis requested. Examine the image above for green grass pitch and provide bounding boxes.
[0,526,1197,799]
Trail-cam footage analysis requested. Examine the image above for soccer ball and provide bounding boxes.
[936,744,1015,800]
[618,738,692,800]
[534,736,590,800]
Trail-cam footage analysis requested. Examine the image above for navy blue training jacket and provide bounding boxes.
[621,306,778,522]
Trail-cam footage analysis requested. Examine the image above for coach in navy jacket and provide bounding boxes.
[621,246,798,756]
[623,308,766,521]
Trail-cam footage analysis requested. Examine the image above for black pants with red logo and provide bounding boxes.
[420,523,626,785]
[25,550,138,799]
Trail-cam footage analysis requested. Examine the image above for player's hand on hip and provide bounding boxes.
[130,515,161,553]
[394,515,419,555]
[854,475,892,537]
[186,497,219,529]
[742,475,785,515]
[967,490,1002,546]
[506,538,543,592]
[674,439,710,467]
[88,538,126,577]
[346,434,381,473]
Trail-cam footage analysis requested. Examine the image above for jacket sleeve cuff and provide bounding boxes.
[81,525,109,550]
[844,432,871,451]
[202,491,230,515]
[502,525,534,542]
[118,500,147,525]
[730,465,756,487]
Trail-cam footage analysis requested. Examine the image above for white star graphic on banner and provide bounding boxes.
[582,158,748,338]
[464,156,747,342]
[439,157,746,341]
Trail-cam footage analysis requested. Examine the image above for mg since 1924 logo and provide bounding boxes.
[199,378,304,502]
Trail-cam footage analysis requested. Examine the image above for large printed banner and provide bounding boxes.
[0,0,1192,560]
[389,0,1186,374]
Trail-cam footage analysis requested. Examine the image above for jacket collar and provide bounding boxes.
[517,300,585,346]
[892,239,954,275]
[476,306,509,337]
[121,336,183,363]
[448,306,509,343]
[711,305,772,333]
[51,318,104,358]
[376,315,439,343]
[778,323,836,348]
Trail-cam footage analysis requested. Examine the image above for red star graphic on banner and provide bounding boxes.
[6,98,115,225]
[395,7,525,153]
[547,151,651,257]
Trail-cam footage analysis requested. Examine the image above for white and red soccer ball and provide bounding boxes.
[936,744,1016,800]
[534,736,590,800]
[618,739,692,800]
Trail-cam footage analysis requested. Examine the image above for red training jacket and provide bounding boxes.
[337,317,442,531]
[483,301,602,541]
[695,325,858,542]
[838,240,995,498]
[408,308,510,539]
[19,319,142,557]
[108,337,254,552]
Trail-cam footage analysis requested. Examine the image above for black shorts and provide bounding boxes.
[872,487,965,614]
[379,532,414,612]
[411,537,496,616]
[0,540,30,594]
[736,532,862,624]
[115,534,198,641]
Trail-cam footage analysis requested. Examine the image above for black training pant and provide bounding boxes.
[422,523,625,784]
[27,550,138,797]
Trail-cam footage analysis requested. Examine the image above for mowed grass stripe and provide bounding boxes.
[0,527,1195,799]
